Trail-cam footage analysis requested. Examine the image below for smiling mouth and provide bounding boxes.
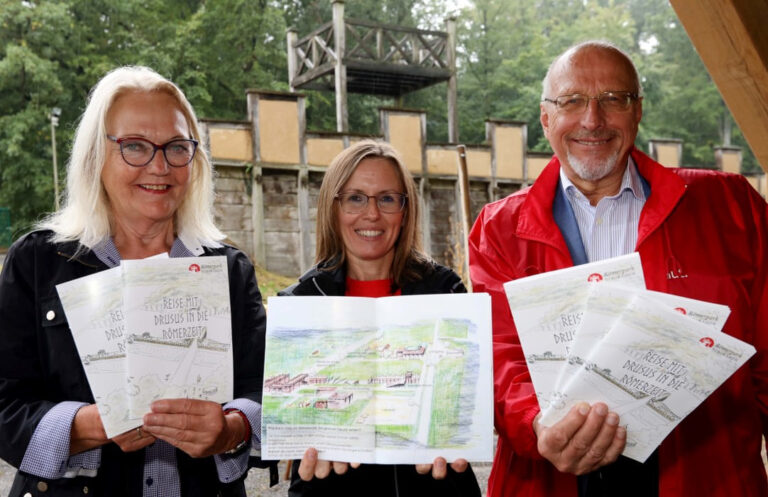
[573,138,612,146]
[139,184,170,191]
[356,229,384,238]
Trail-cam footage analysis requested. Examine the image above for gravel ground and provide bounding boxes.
[0,458,491,496]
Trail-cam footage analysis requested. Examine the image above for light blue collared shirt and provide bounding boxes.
[560,158,647,262]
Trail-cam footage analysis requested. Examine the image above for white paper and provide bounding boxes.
[541,283,732,423]
[547,294,752,462]
[502,253,646,411]
[123,256,233,417]
[261,293,494,464]
[57,267,140,438]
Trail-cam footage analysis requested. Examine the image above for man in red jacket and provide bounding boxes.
[469,40,768,497]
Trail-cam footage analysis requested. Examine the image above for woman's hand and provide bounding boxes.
[111,425,157,453]
[70,404,155,454]
[142,399,247,458]
[415,457,469,479]
[298,448,361,481]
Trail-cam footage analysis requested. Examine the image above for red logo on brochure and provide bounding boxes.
[188,264,201,272]
[587,273,603,283]
[674,307,687,315]
[699,337,715,348]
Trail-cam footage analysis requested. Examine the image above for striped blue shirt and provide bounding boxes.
[560,158,647,262]
[20,236,260,496]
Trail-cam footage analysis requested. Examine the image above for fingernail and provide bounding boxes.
[578,404,589,415]
[595,404,607,416]
[616,426,627,439]
[606,413,619,425]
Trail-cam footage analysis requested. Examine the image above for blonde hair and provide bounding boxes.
[315,139,429,287]
[39,66,224,249]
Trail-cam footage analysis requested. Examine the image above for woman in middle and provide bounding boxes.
[280,139,481,497]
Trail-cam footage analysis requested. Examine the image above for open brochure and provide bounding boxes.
[56,255,233,438]
[261,293,494,464]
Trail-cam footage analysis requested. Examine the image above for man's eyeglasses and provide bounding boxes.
[107,135,198,167]
[335,192,407,214]
[542,91,640,114]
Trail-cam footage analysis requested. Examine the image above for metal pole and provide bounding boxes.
[50,108,61,210]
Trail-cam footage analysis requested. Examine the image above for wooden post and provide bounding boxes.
[332,0,348,132]
[446,17,458,143]
[297,167,313,272]
[456,144,473,292]
[246,91,266,267]
[286,28,297,91]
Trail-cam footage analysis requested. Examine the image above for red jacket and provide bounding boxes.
[469,148,768,497]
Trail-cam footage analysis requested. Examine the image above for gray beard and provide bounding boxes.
[566,148,621,182]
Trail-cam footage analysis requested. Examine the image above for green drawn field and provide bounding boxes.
[429,357,465,446]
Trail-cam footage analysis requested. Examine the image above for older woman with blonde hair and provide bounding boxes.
[280,139,480,497]
[0,66,266,496]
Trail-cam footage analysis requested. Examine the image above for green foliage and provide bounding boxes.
[0,0,761,241]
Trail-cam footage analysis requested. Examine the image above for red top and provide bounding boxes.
[345,277,402,297]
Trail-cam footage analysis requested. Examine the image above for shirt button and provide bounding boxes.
[23,493,32,497]
[46,310,56,321]
[83,487,89,494]
[146,477,153,486]
[37,481,48,492]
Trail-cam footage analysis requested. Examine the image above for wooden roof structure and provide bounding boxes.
[287,1,458,140]
[671,0,768,173]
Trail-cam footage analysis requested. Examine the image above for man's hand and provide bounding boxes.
[298,448,361,480]
[415,457,469,479]
[142,399,247,458]
[534,402,626,475]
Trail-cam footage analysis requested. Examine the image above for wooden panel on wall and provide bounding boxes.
[307,137,344,166]
[209,128,252,161]
[495,126,525,179]
[527,154,551,181]
[653,143,681,168]
[427,147,457,176]
[466,148,491,177]
[388,114,423,175]
[259,99,300,164]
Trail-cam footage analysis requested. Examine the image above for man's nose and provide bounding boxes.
[579,98,606,129]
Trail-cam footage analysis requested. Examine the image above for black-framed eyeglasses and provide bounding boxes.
[107,135,198,167]
[542,91,640,114]
[335,192,407,214]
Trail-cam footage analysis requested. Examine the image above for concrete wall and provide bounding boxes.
[202,90,766,278]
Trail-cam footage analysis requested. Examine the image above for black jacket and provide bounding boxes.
[0,230,266,497]
[280,260,481,497]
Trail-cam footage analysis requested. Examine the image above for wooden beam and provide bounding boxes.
[670,0,768,173]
